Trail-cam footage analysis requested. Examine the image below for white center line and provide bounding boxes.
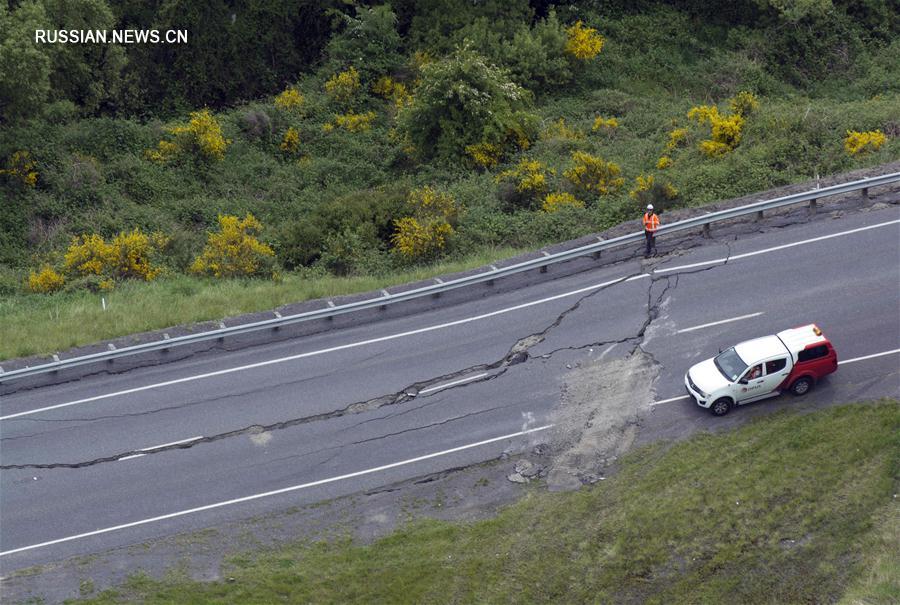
[676,312,764,334]
[419,373,490,395]
[0,424,554,557]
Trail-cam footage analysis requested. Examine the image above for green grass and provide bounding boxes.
[69,400,899,604]
[0,246,525,360]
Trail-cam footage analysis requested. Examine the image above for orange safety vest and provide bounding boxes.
[642,212,660,232]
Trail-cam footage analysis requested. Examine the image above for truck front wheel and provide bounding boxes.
[710,398,732,416]
[790,376,813,396]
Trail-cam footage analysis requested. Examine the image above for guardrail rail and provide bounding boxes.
[2,172,897,382]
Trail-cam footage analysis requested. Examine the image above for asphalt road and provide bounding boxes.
[2,205,899,572]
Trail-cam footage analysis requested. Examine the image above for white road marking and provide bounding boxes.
[139,436,203,451]
[839,348,900,365]
[0,424,554,557]
[419,373,489,395]
[654,219,900,274]
[650,395,690,407]
[4,218,896,421]
[117,454,145,461]
[1,274,640,420]
[676,312,764,334]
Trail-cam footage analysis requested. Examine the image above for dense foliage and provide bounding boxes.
[1,0,898,299]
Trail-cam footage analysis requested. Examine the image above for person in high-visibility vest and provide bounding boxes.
[642,204,660,257]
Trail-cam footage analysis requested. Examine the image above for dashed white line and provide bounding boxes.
[838,348,900,365]
[650,395,690,407]
[0,424,554,557]
[676,312,764,334]
[139,436,203,451]
[419,373,490,395]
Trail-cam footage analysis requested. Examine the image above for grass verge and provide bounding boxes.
[0,246,525,360]
[72,400,899,604]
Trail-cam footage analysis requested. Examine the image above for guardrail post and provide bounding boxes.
[755,210,764,221]
[702,223,710,238]
[861,187,869,201]
[808,198,817,215]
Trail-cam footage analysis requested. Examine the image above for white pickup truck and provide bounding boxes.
[685,324,838,416]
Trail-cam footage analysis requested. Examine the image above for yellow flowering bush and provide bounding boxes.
[391,217,453,260]
[666,128,688,150]
[27,266,65,293]
[465,142,502,169]
[146,110,230,163]
[391,186,460,261]
[325,67,361,104]
[729,91,759,117]
[629,174,679,207]
[372,76,412,109]
[844,130,886,155]
[190,213,276,278]
[592,116,618,132]
[496,159,551,195]
[280,127,301,155]
[656,156,673,169]
[540,118,584,141]
[274,86,304,112]
[1,150,39,187]
[565,21,604,60]
[688,104,745,157]
[63,229,167,282]
[325,111,377,133]
[542,192,584,213]
[563,151,624,195]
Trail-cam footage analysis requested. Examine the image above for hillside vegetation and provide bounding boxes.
[1,0,898,357]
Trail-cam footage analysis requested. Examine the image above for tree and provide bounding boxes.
[0,1,52,122]
[397,44,536,161]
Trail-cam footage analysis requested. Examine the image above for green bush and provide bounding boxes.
[325,4,404,82]
[397,44,537,162]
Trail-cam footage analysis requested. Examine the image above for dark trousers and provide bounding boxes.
[644,230,656,255]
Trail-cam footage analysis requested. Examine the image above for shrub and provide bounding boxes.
[325,4,404,81]
[541,118,584,141]
[542,192,584,213]
[656,156,673,169]
[465,142,502,169]
[396,44,535,161]
[496,159,551,196]
[0,150,38,187]
[27,266,65,293]
[729,91,759,117]
[592,116,618,132]
[274,86,304,113]
[666,127,689,150]
[190,213,276,278]
[391,186,460,261]
[372,76,412,109]
[565,21,604,60]
[688,105,746,157]
[326,111,377,133]
[844,130,886,155]
[63,229,167,283]
[564,151,624,196]
[629,174,679,209]
[324,67,362,105]
[280,127,301,155]
[240,109,273,141]
[146,109,230,163]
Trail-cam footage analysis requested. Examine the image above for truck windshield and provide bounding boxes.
[714,348,748,382]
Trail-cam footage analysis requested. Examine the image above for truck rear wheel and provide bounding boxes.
[710,398,732,416]
[790,376,813,396]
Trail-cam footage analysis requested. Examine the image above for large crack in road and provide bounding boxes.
[1,249,734,471]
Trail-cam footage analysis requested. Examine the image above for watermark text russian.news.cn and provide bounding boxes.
[35,30,188,44]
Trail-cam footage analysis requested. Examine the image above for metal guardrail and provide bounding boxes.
[2,172,898,382]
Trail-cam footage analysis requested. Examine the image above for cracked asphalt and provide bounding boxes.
[1,202,899,586]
